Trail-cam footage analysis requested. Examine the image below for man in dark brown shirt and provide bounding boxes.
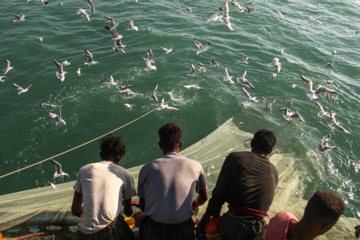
[198,129,278,240]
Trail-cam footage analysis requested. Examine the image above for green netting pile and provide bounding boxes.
[0,118,357,239]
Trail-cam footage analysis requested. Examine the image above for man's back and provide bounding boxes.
[74,161,136,234]
[138,152,206,224]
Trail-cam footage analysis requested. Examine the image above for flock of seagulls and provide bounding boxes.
[1,0,356,187]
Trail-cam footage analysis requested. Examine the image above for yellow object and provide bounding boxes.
[124,216,135,229]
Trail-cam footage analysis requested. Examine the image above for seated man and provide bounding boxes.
[71,134,136,240]
[198,129,278,240]
[138,123,208,240]
[264,191,345,240]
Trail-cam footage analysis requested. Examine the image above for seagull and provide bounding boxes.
[54,59,67,82]
[292,82,297,88]
[223,67,234,83]
[124,103,132,110]
[86,0,95,14]
[280,107,305,122]
[268,57,282,77]
[284,99,294,104]
[105,26,123,40]
[326,80,335,84]
[317,134,337,153]
[231,1,252,14]
[3,60,14,75]
[113,39,126,54]
[38,36,43,42]
[107,75,117,88]
[261,97,276,109]
[27,0,48,5]
[61,60,71,66]
[236,57,249,64]
[328,111,351,134]
[326,61,334,66]
[245,5,254,16]
[84,49,98,67]
[49,108,66,126]
[276,9,286,19]
[145,26,151,31]
[210,57,219,67]
[104,16,119,30]
[12,14,25,23]
[185,7,197,12]
[236,70,255,89]
[77,68,81,76]
[59,2,63,6]
[126,19,138,31]
[184,84,204,90]
[118,81,135,94]
[306,16,323,25]
[219,1,234,31]
[157,98,179,111]
[188,64,198,77]
[50,159,69,179]
[142,49,156,73]
[0,76,6,83]
[150,84,158,102]
[332,49,338,55]
[300,75,318,100]
[13,83,31,95]
[241,87,258,108]
[194,38,210,55]
[198,62,207,72]
[206,7,223,25]
[160,46,173,55]
[77,9,90,22]
[316,101,330,119]
[315,85,337,97]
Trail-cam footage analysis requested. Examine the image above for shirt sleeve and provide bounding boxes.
[123,171,137,200]
[137,166,146,198]
[205,154,231,217]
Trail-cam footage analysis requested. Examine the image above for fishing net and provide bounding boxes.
[0,118,357,239]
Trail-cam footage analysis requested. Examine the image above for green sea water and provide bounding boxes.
[0,0,359,219]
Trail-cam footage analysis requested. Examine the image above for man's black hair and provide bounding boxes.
[99,133,126,160]
[250,129,276,154]
[304,191,345,224]
[158,123,183,152]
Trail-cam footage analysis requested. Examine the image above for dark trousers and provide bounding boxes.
[219,209,267,240]
[79,216,135,240]
[140,216,195,240]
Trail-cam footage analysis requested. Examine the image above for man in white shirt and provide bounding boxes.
[72,134,136,240]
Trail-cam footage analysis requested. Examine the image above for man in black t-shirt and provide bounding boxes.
[198,129,278,240]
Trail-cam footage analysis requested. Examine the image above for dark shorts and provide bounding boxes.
[140,216,195,240]
[219,209,267,240]
[79,216,135,240]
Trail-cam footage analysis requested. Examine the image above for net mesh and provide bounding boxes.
[0,118,357,239]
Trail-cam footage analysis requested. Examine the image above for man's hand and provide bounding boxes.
[355,225,360,238]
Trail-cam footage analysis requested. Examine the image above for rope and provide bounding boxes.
[10,232,72,239]
[0,106,159,179]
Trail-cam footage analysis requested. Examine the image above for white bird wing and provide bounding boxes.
[224,67,230,77]
[53,59,63,73]
[300,75,313,91]
[165,106,179,111]
[85,49,93,61]
[194,38,203,49]
[13,83,23,91]
[242,87,251,100]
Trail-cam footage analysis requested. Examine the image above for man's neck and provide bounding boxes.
[287,220,316,240]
